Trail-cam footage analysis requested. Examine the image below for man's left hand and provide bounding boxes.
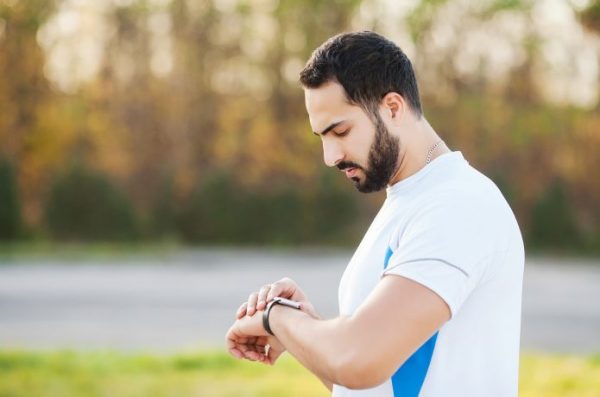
[226,310,284,364]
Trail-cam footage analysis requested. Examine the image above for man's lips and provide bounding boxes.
[343,167,358,178]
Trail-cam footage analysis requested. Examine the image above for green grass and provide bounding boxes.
[0,241,184,262]
[0,350,598,397]
[0,242,352,263]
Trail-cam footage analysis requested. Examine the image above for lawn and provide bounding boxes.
[0,350,598,397]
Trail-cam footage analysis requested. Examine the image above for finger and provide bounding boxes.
[225,325,237,349]
[256,284,272,310]
[254,336,268,350]
[267,277,304,301]
[226,338,244,360]
[244,350,263,361]
[239,336,259,353]
[240,337,262,361]
[236,302,248,319]
[237,341,262,362]
[255,345,270,365]
[238,345,257,360]
[225,326,245,359]
[246,292,259,316]
[243,337,268,362]
[229,347,244,359]
[226,324,267,363]
[266,282,285,302]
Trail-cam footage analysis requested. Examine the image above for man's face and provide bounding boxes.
[305,81,400,193]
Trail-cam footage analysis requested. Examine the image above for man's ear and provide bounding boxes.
[381,92,406,121]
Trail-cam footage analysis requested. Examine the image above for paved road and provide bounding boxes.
[0,249,598,353]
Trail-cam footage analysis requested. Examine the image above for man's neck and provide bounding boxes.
[387,117,450,186]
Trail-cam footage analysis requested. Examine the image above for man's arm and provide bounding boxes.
[268,275,451,389]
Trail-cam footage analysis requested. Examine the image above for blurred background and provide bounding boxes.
[0,0,599,396]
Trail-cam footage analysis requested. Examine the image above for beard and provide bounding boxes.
[337,113,400,193]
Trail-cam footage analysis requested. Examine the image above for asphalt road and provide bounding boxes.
[0,249,598,353]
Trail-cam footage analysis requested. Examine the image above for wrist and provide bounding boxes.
[263,297,303,336]
[268,304,287,336]
[270,303,307,336]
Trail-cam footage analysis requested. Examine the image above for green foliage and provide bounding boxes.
[307,170,361,244]
[44,165,138,242]
[1,0,598,253]
[528,180,582,250]
[0,350,598,397]
[178,171,240,244]
[490,173,515,207]
[0,159,22,240]
[520,354,600,397]
[149,176,178,239]
[580,0,600,33]
[178,171,361,246]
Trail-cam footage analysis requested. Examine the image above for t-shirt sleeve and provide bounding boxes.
[382,191,497,317]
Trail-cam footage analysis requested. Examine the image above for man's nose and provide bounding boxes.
[322,139,345,168]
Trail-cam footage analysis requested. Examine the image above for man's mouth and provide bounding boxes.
[343,167,358,178]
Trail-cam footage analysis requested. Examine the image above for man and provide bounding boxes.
[226,31,524,397]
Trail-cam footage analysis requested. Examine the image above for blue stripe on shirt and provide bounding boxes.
[384,246,438,397]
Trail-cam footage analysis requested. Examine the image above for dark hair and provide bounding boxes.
[299,31,422,118]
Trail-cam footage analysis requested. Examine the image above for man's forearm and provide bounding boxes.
[269,305,353,387]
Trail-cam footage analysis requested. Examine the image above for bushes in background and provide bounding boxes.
[38,165,362,245]
[44,165,138,242]
[178,173,357,245]
[0,159,22,240]
[527,180,587,252]
[1,161,594,252]
[177,171,361,246]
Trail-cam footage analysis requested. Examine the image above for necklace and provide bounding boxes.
[426,140,443,164]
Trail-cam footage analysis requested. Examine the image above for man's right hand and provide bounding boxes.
[236,277,321,320]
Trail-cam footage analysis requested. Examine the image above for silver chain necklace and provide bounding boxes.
[426,140,443,165]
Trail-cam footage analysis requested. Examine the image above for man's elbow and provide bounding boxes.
[332,353,396,390]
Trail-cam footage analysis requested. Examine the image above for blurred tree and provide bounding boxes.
[528,179,581,250]
[0,0,56,225]
[580,0,600,33]
[149,173,179,239]
[178,171,239,244]
[0,158,22,240]
[45,165,138,242]
[89,1,173,213]
[307,170,361,245]
[0,0,597,251]
[0,0,54,158]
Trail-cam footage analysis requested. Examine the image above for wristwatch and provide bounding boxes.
[262,297,302,336]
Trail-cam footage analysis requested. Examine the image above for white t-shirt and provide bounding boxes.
[333,151,524,397]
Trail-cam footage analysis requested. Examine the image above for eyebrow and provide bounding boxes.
[313,121,345,136]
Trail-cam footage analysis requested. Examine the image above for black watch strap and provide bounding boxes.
[262,299,278,336]
[262,297,302,336]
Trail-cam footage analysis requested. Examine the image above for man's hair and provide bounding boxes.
[299,31,422,118]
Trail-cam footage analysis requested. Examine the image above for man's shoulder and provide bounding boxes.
[421,163,507,210]
[399,170,514,242]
